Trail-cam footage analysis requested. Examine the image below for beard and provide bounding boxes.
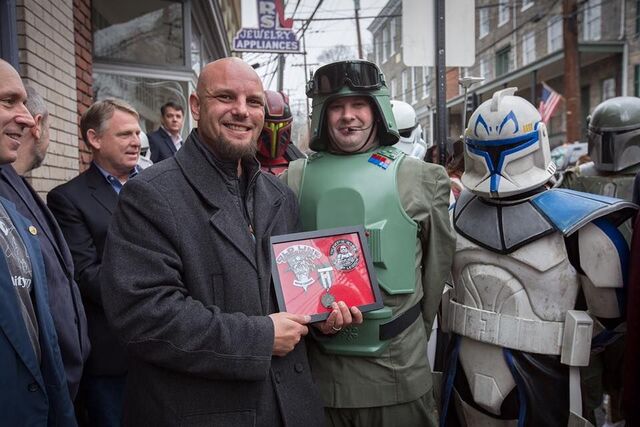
[202,132,258,161]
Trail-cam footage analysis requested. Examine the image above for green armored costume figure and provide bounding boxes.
[562,96,640,242]
[282,60,456,427]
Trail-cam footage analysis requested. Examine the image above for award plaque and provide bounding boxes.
[270,225,383,322]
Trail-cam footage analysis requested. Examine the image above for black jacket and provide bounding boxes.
[47,163,127,376]
[0,165,89,398]
[101,130,324,427]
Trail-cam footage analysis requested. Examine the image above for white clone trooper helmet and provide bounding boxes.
[462,88,555,198]
[137,130,153,170]
[391,100,431,159]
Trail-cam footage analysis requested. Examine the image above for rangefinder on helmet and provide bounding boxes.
[462,88,555,198]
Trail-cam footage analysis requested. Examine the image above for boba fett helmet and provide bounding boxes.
[587,96,640,172]
[306,60,399,151]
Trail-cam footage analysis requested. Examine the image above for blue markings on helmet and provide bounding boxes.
[474,114,490,137]
[466,130,540,193]
[498,110,519,135]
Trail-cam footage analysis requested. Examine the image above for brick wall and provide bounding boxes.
[74,0,92,171]
[16,0,79,196]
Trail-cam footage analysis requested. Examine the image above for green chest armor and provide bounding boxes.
[298,147,418,355]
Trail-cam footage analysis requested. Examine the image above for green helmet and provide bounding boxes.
[306,60,399,152]
[587,96,640,172]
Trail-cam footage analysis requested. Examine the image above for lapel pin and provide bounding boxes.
[28,225,37,236]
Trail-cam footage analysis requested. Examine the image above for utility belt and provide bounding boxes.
[441,287,593,366]
[315,300,423,357]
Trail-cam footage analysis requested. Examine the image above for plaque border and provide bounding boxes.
[270,225,383,323]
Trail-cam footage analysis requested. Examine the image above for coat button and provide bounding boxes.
[294,363,304,373]
[27,382,39,392]
[274,372,282,383]
[28,226,37,235]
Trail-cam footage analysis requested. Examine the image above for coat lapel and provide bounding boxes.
[0,198,45,387]
[87,164,118,214]
[163,131,177,154]
[0,167,73,276]
[175,134,257,270]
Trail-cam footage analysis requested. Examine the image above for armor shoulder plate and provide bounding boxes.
[531,188,637,236]
[454,190,555,254]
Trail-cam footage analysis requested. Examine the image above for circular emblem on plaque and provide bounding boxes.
[329,239,359,271]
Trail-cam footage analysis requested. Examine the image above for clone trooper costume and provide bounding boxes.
[441,88,636,427]
[391,100,430,159]
[257,90,304,175]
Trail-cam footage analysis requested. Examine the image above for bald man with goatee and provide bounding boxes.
[101,58,355,427]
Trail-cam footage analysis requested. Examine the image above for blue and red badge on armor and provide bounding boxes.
[368,147,401,170]
[270,226,384,322]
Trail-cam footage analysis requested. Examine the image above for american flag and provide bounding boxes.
[538,82,562,124]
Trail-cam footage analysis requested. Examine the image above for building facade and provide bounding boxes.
[2,0,240,194]
[369,0,635,152]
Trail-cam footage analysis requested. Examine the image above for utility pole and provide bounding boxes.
[435,0,447,165]
[563,0,580,143]
[354,0,364,59]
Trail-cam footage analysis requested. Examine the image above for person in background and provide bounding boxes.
[0,84,89,401]
[148,101,184,163]
[391,99,429,160]
[48,98,141,426]
[0,58,76,426]
[257,90,304,175]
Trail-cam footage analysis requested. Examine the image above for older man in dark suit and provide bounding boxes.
[0,85,90,401]
[101,57,360,427]
[48,99,141,426]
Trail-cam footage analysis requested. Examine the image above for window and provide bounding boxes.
[191,25,202,75]
[522,31,535,65]
[93,73,189,136]
[496,46,511,76]
[636,0,640,34]
[423,66,430,99]
[583,0,601,41]
[547,16,563,53]
[522,0,534,11]
[480,57,489,81]
[401,69,408,102]
[390,18,397,56]
[411,67,418,104]
[93,0,184,67]
[602,77,616,100]
[383,25,390,61]
[498,0,510,27]
[390,77,397,98]
[479,8,489,39]
[635,65,640,97]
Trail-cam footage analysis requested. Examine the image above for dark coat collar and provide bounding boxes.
[175,130,287,271]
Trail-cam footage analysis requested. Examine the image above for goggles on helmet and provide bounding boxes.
[306,61,384,97]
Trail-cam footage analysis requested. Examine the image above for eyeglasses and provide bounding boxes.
[306,61,385,97]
